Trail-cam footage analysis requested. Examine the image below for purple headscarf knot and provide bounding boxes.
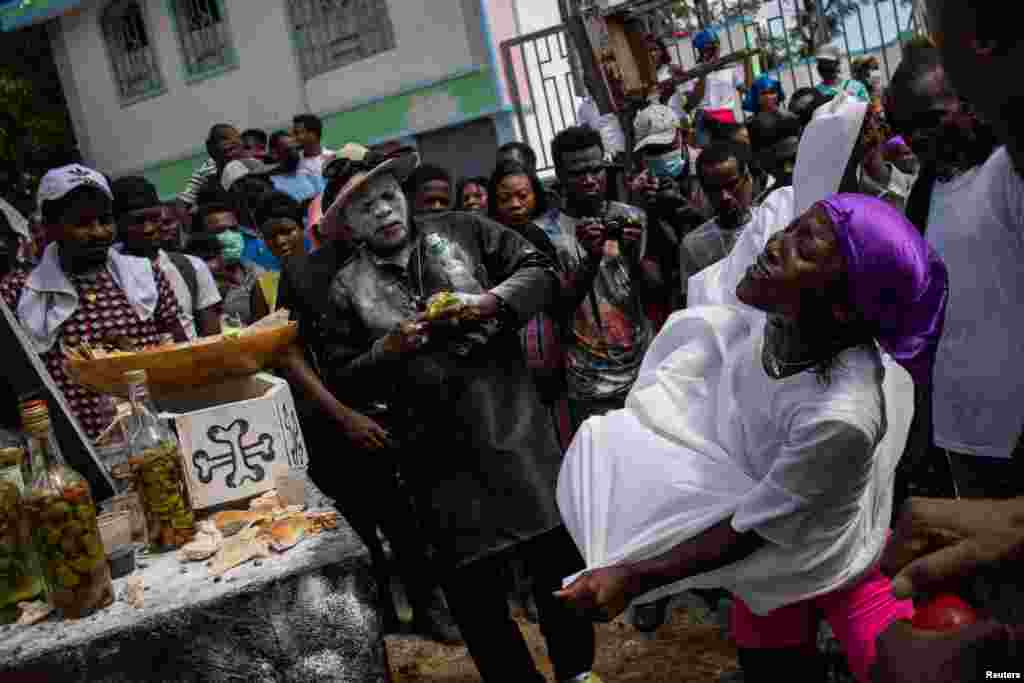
[817,193,948,388]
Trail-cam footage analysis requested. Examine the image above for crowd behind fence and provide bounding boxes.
[501,0,926,175]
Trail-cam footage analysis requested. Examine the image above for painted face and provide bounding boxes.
[700,158,754,229]
[494,174,537,227]
[119,205,164,257]
[461,182,487,212]
[736,204,846,319]
[56,191,116,271]
[414,179,451,214]
[559,146,606,206]
[260,217,304,261]
[343,174,410,253]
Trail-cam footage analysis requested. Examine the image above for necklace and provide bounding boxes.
[761,316,827,379]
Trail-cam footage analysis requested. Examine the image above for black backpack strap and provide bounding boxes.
[166,251,199,306]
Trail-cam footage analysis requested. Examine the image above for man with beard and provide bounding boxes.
[278,152,600,681]
[0,165,186,441]
[112,176,222,339]
[886,45,1017,502]
[268,131,326,204]
[679,142,756,304]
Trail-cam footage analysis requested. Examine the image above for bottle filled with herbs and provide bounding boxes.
[21,399,113,619]
[0,442,45,623]
[125,370,195,550]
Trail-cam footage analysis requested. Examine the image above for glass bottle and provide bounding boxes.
[21,400,113,619]
[125,370,195,550]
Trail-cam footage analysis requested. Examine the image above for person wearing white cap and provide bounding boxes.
[815,46,870,103]
[0,164,186,441]
[632,103,708,316]
[277,152,602,682]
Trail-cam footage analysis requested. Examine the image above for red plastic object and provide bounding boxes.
[911,593,979,632]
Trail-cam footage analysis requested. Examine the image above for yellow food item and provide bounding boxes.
[424,291,462,320]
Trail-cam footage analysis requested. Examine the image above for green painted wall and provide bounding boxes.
[144,66,500,200]
[144,154,208,202]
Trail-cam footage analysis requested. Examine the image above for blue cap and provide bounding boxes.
[693,29,719,51]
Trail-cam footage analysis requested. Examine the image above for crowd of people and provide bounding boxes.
[0,2,1021,680]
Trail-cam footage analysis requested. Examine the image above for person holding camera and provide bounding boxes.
[533,126,655,435]
[630,104,711,315]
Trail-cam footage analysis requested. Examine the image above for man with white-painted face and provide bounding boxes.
[281,153,600,683]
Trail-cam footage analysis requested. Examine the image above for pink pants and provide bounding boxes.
[730,567,914,683]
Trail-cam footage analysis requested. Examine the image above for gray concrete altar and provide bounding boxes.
[0,480,390,682]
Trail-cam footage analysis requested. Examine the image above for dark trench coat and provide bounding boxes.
[301,210,567,567]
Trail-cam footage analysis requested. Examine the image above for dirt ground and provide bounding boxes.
[386,601,739,683]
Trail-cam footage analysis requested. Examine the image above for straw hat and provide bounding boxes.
[320,151,420,237]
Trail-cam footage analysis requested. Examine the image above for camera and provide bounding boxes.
[605,218,624,241]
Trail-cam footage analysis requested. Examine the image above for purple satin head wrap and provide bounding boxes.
[817,193,948,387]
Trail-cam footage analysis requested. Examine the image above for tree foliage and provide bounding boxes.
[0,22,77,175]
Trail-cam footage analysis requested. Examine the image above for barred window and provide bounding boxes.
[169,0,237,81]
[286,0,397,80]
[101,1,165,105]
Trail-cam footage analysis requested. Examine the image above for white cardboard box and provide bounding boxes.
[156,373,309,510]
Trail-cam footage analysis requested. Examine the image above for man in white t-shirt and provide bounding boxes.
[887,43,1022,499]
[678,29,749,147]
[292,113,336,178]
[111,177,222,339]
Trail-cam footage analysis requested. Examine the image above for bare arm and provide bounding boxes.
[556,516,765,621]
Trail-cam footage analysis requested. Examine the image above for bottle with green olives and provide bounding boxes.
[125,370,195,550]
[21,400,113,620]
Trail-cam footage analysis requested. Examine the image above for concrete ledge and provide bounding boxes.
[0,480,388,682]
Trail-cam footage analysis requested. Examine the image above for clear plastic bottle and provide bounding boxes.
[21,400,113,619]
[125,370,195,550]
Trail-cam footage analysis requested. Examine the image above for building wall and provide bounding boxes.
[50,0,508,198]
[56,0,306,179]
[304,0,477,116]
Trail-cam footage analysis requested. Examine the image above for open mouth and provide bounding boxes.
[377,221,403,236]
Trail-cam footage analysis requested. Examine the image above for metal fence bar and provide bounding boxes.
[873,0,893,81]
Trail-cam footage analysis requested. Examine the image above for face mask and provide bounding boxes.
[868,69,882,87]
[647,150,687,178]
[216,229,244,264]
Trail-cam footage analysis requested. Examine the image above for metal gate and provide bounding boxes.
[500,0,930,175]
